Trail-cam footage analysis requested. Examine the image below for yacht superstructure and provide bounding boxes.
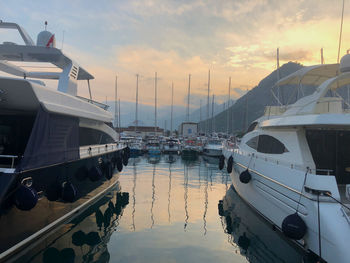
[0,21,128,260]
[223,54,350,263]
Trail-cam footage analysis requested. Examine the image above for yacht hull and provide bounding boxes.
[229,153,350,263]
[0,149,124,262]
[202,148,222,157]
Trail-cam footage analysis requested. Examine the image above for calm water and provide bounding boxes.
[20,154,308,263]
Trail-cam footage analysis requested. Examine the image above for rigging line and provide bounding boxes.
[296,168,309,213]
[270,88,283,106]
[337,0,345,64]
[325,192,350,212]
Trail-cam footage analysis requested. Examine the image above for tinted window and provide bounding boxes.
[257,135,287,154]
[79,127,114,146]
[247,122,258,133]
[0,114,35,166]
[246,136,258,150]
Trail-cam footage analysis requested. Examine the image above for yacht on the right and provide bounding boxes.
[223,54,350,263]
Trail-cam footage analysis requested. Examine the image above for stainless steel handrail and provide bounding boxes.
[0,155,18,168]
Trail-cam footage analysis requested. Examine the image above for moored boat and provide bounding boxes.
[203,138,223,157]
[223,54,350,263]
[162,138,180,154]
[0,21,129,261]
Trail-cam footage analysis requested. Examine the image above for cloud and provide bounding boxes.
[2,0,350,108]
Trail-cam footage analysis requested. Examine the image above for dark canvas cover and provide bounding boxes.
[17,105,79,171]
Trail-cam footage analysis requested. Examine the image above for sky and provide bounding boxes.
[1,0,350,108]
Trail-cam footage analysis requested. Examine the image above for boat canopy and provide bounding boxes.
[276,64,339,87]
[0,21,94,97]
[0,45,94,80]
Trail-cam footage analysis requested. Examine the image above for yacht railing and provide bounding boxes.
[76,96,109,110]
[235,150,335,176]
[80,143,122,159]
[0,155,18,168]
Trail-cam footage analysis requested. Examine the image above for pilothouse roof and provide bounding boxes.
[276,63,339,87]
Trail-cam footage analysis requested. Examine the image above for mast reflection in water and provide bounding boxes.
[15,155,311,262]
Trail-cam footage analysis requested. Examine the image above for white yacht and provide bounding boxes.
[162,138,180,154]
[0,21,128,260]
[223,55,350,263]
[203,138,223,157]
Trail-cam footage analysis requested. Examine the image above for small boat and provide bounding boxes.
[203,138,223,157]
[146,139,161,155]
[0,21,128,260]
[181,139,198,156]
[162,138,180,154]
[129,137,144,156]
[223,54,350,263]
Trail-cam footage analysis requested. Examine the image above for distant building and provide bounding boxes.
[179,122,198,137]
[119,126,164,138]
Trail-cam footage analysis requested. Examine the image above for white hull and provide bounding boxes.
[229,152,350,263]
[163,145,180,153]
[203,148,222,157]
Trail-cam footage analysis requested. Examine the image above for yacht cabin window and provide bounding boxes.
[79,127,114,146]
[246,136,258,150]
[246,122,258,133]
[246,135,288,154]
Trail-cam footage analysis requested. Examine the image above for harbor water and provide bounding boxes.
[17,154,309,263]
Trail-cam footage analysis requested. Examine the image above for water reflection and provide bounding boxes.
[219,186,310,263]
[15,155,310,263]
[23,185,129,263]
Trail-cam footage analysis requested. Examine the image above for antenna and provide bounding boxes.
[337,0,345,63]
[44,21,47,30]
[187,74,191,121]
[61,30,65,50]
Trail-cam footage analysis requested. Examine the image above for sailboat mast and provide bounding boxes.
[277,47,282,104]
[119,98,121,132]
[154,72,157,134]
[135,74,139,132]
[200,99,202,122]
[114,75,118,129]
[211,94,215,133]
[206,70,210,135]
[171,82,174,135]
[187,74,191,122]
[227,76,231,134]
